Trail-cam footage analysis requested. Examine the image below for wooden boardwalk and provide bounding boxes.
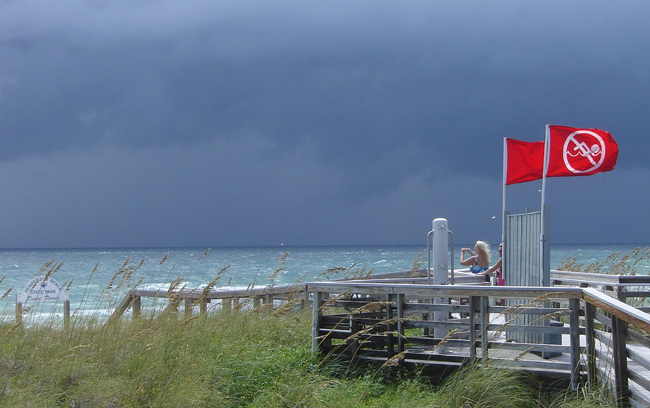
[308,274,650,408]
[110,268,650,407]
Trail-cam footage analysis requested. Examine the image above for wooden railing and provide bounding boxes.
[109,269,488,319]
[307,282,650,408]
[110,283,309,319]
[551,270,650,309]
[109,269,650,319]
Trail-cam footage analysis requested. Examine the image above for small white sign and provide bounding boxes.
[16,276,69,304]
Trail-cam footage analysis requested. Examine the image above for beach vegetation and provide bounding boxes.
[557,246,650,276]
[0,308,612,407]
[0,253,617,407]
[558,246,650,310]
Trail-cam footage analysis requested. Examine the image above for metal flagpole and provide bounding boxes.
[502,138,507,245]
[540,125,550,285]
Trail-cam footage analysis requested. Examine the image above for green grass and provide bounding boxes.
[0,306,614,407]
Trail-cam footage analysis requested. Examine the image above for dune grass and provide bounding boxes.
[0,305,613,407]
[557,247,650,276]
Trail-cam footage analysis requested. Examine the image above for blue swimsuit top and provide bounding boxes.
[469,258,489,274]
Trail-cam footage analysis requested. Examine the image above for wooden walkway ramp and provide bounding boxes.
[308,277,650,408]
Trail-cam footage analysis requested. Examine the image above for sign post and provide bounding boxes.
[16,276,70,328]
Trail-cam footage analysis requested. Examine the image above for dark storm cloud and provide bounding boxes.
[0,0,648,247]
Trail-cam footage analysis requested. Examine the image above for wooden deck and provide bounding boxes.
[308,276,650,408]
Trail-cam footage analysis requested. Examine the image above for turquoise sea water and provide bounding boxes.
[1,244,647,321]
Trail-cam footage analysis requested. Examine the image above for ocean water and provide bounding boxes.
[0,244,647,321]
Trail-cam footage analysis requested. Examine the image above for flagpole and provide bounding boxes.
[540,125,550,285]
[541,126,550,211]
[502,138,507,246]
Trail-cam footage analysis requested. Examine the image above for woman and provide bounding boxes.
[460,241,490,275]
[482,243,504,286]
[483,243,504,304]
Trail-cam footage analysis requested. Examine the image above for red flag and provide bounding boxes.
[546,126,618,177]
[505,138,545,185]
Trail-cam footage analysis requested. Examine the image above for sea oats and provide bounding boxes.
[197,248,211,261]
[1,288,12,301]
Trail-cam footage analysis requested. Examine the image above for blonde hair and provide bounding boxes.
[475,241,491,264]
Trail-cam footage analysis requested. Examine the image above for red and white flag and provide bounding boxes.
[505,138,545,185]
[504,126,618,185]
[545,125,618,178]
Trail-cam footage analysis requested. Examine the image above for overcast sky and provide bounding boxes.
[0,1,648,248]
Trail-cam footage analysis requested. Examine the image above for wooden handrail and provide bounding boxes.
[129,283,306,300]
[306,281,584,299]
[581,287,650,332]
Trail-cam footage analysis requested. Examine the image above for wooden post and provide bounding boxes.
[469,296,477,363]
[422,300,430,336]
[200,300,208,315]
[312,291,323,352]
[584,301,597,389]
[133,296,141,319]
[386,294,394,355]
[184,298,193,318]
[253,296,261,308]
[569,298,581,390]
[350,307,360,358]
[300,290,308,310]
[63,300,70,330]
[169,297,180,313]
[611,315,630,407]
[480,296,489,364]
[617,285,626,303]
[16,302,22,325]
[223,298,232,314]
[397,294,405,352]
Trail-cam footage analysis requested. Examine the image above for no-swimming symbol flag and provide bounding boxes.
[545,125,619,178]
[504,126,618,186]
[505,138,545,185]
